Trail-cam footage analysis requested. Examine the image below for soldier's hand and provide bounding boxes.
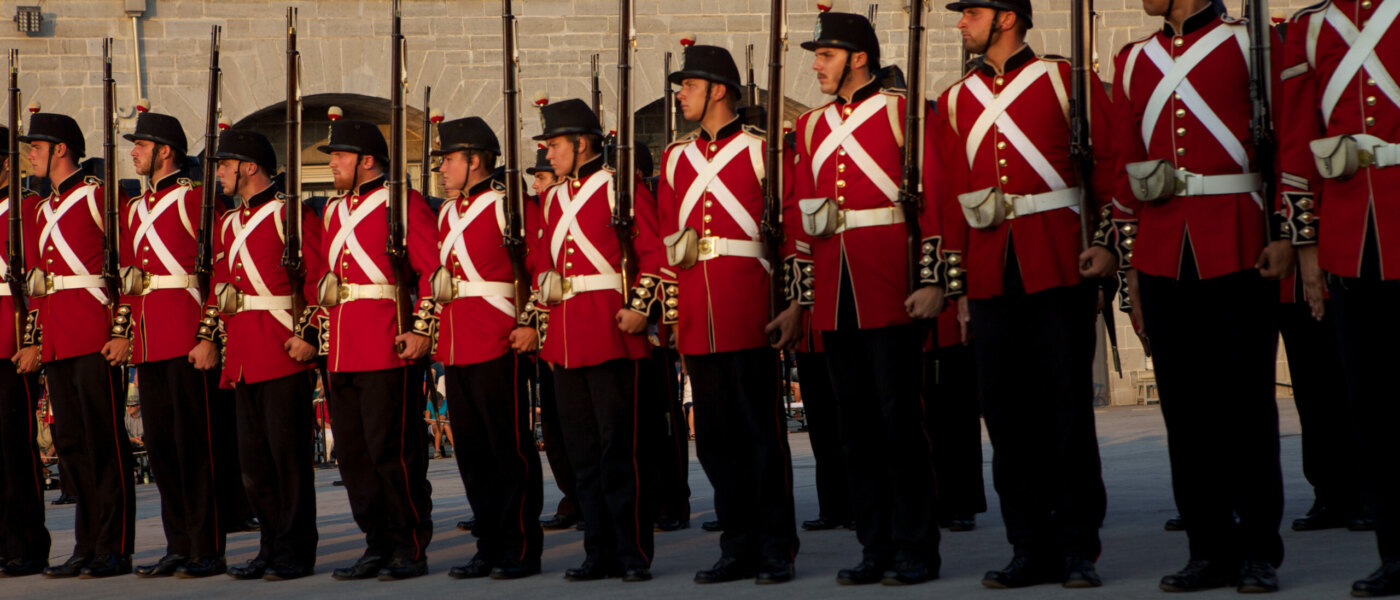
[101,337,131,366]
[11,346,40,374]
[284,337,317,363]
[1078,246,1117,279]
[1297,245,1326,321]
[509,327,540,353]
[615,309,647,335]
[395,332,431,361]
[765,299,805,350]
[957,296,971,344]
[1255,240,1296,280]
[188,340,220,370]
[903,285,946,320]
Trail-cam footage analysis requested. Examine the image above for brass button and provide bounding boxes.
[996,141,1006,150]
[567,247,575,255]
[999,175,1009,185]
[1173,37,1184,47]
[836,195,845,203]
[142,258,149,265]
[142,245,150,252]
[1176,127,1186,137]
[1367,96,1378,106]
[703,200,712,208]
[341,262,349,269]
[703,214,712,223]
[703,228,711,235]
[1363,0,1373,7]
[566,234,573,241]
[837,149,846,157]
[708,143,718,152]
[1175,108,1186,118]
[234,275,241,282]
[843,107,853,116]
[235,262,242,269]
[837,163,846,172]
[1366,116,1376,126]
[243,209,251,217]
[836,180,846,188]
[1177,147,1187,156]
[46,245,53,251]
[1368,78,1377,86]
[572,180,581,188]
[1174,93,1182,101]
[997,158,1007,167]
[564,261,573,269]
[994,76,1004,86]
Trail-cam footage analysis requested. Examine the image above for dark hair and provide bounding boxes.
[465,148,498,171]
[565,133,604,155]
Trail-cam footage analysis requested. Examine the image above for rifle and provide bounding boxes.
[763,0,788,341]
[1069,0,1121,374]
[613,0,639,300]
[663,52,675,145]
[897,1,925,295]
[502,0,530,317]
[195,25,221,303]
[1245,0,1276,239]
[387,0,412,338]
[284,8,305,319]
[590,54,603,121]
[101,38,119,307]
[7,50,26,319]
[745,44,759,108]
[419,86,431,195]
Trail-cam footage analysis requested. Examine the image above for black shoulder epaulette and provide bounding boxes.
[1292,0,1329,21]
[177,177,194,188]
[491,178,507,193]
[741,124,766,138]
[83,175,102,186]
[1042,54,1070,62]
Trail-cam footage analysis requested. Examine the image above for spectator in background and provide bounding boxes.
[125,397,144,449]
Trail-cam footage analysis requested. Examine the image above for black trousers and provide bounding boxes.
[45,353,135,558]
[553,358,654,569]
[235,371,318,568]
[923,342,987,519]
[639,346,690,523]
[444,351,544,566]
[688,347,799,562]
[821,323,939,565]
[794,351,850,523]
[1329,274,1400,561]
[0,367,49,561]
[536,360,579,520]
[1139,270,1283,566]
[970,282,1105,561]
[135,357,227,559]
[328,366,433,561]
[1277,302,1362,517]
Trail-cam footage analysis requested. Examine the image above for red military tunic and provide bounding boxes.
[1280,0,1400,277]
[433,176,540,367]
[203,183,324,386]
[538,155,660,369]
[936,45,1116,299]
[0,186,40,356]
[319,176,438,373]
[790,77,944,330]
[120,172,208,363]
[1111,8,1283,279]
[33,170,125,362]
[658,118,779,355]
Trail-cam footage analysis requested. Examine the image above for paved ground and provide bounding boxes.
[9,400,1376,599]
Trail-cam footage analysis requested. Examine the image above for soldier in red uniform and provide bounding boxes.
[313,119,438,581]
[657,41,798,584]
[13,112,135,579]
[791,8,945,586]
[112,111,229,579]
[1280,0,1400,594]
[534,98,662,582]
[0,126,49,577]
[1109,0,1293,591]
[937,0,1112,588]
[427,116,544,581]
[187,128,322,581]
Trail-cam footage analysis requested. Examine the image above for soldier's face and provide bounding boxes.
[676,78,712,121]
[958,8,997,54]
[812,48,850,95]
[531,172,557,195]
[131,139,156,177]
[214,159,239,196]
[544,136,575,178]
[440,150,468,193]
[1141,0,1172,16]
[26,141,50,178]
[328,151,360,190]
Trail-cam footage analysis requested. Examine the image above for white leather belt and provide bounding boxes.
[835,206,905,234]
[454,279,516,299]
[1172,171,1262,196]
[1005,187,1081,219]
[48,274,107,292]
[236,294,294,312]
[337,283,398,303]
[0,284,10,296]
[697,236,766,261]
[562,273,623,301]
[140,273,200,295]
[1344,134,1400,169]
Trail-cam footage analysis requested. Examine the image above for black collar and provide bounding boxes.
[574,154,605,180]
[245,182,279,208]
[700,116,743,142]
[1163,4,1221,37]
[153,171,184,194]
[978,44,1036,77]
[56,168,87,196]
[466,175,495,197]
[356,175,386,196]
[837,75,882,106]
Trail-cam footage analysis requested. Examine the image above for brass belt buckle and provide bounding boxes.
[561,276,574,297]
[338,284,352,303]
[44,272,55,294]
[141,271,153,294]
[697,236,716,260]
[235,292,246,312]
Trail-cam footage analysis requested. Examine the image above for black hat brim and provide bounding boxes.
[531,126,604,142]
[525,166,551,175]
[316,143,388,161]
[666,70,743,95]
[211,150,274,170]
[430,142,501,157]
[17,133,82,156]
[123,132,187,154]
[944,1,1033,26]
[800,39,864,54]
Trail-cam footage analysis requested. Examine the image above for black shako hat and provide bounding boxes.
[800,12,881,66]
[316,119,389,162]
[213,128,278,175]
[122,112,188,156]
[946,0,1034,28]
[0,125,9,155]
[634,140,654,178]
[432,117,500,157]
[668,44,743,94]
[19,112,85,158]
[531,98,603,141]
[525,146,551,175]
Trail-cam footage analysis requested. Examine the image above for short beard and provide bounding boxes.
[963,31,994,55]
